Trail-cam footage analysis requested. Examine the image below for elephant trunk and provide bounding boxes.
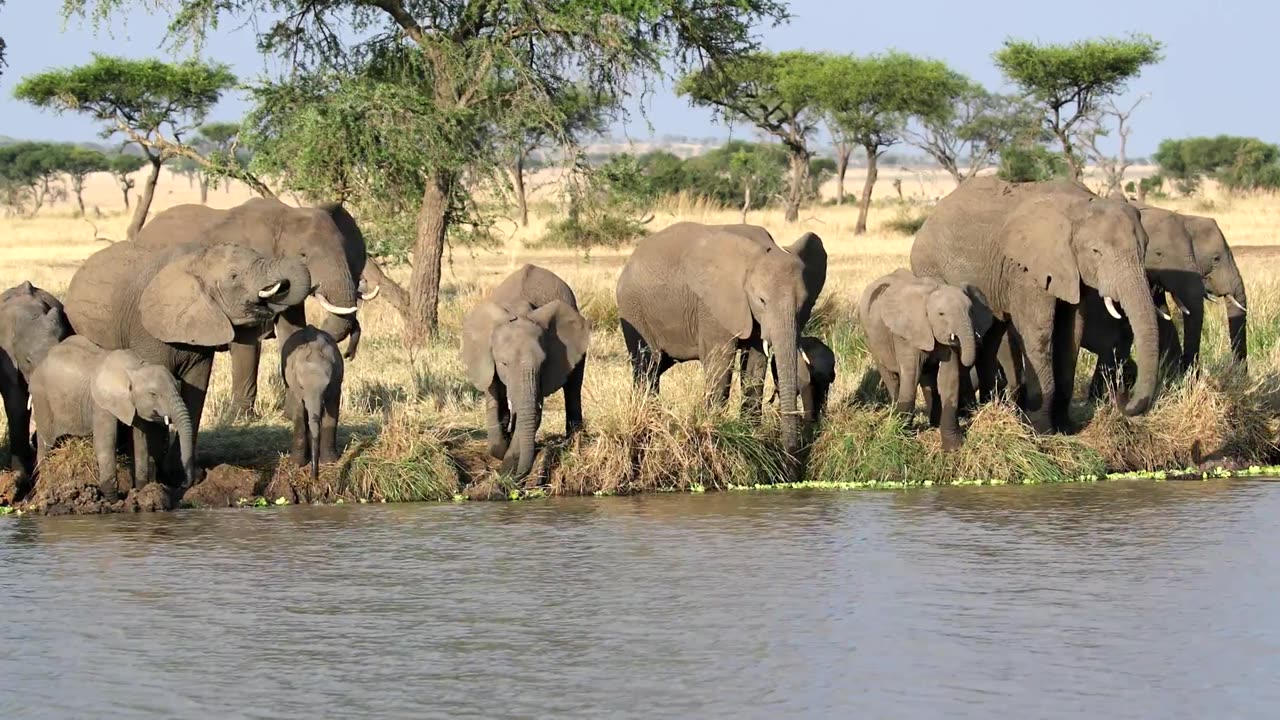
[773,316,800,455]
[958,317,978,368]
[163,387,196,488]
[260,257,313,314]
[1118,279,1160,417]
[312,261,359,344]
[308,405,322,485]
[514,367,539,479]
[1228,283,1248,367]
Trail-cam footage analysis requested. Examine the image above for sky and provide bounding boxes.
[0,0,1272,156]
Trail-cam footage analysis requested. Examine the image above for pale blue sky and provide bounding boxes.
[0,0,1270,155]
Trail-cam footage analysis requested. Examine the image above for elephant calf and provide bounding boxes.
[30,337,195,499]
[768,336,836,424]
[0,281,72,477]
[461,264,590,480]
[280,326,345,483]
[858,269,994,450]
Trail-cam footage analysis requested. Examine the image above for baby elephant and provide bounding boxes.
[859,269,994,450]
[768,336,837,423]
[461,264,590,480]
[30,337,195,497]
[280,326,344,482]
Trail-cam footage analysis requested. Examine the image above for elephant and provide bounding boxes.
[280,326,344,483]
[859,269,995,450]
[1182,213,1247,366]
[768,336,836,424]
[0,281,72,476]
[134,198,375,416]
[63,241,311,480]
[461,265,590,480]
[616,221,826,454]
[30,337,194,498]
[910,176,1159,434]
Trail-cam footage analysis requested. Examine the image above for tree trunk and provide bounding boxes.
[407,171,452,343]
[835,142,850,205]
[784,147,807,224]
[512,153,529,227]
[119,179,131,211]
[199,176,209,205]
[855,145,879,235]
[741,180,751,224]
[1137,183,1148,204]
[73,178,86,217]
[1057,129,1083,180]
[127,156,163,240]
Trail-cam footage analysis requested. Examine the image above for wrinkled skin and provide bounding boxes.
[616,222,826,456]
[0,281,72,477]
[135,198,374,415]
[859,269,994,450]
[461,265,590,480]
[64,242,311,481]
[910,177,1158,433]
[768,336,836,425]
[280,326,344,484]
[30,338,194,498]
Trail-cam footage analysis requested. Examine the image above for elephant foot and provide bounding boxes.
[290,448,308,467]
[318,447,341,465]
[940,434,962,453]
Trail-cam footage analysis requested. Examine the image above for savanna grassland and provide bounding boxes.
[4,163,1280,509]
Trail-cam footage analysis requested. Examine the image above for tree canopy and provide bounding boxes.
[13,53,237,236]
[905,83,1040,185]
[1153,136,1280,194]
[994,34,1163,178]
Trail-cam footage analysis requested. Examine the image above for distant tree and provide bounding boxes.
[60,146,111,216]
[107,153,147,211]
[905,84,1040,185]
[1153,135,1280,194]
[509,86,612,227]
[679,51,829,223]
[994,34,1163,180]
[0,143,68,215]
[1078,94,1148,194]
[13,54,236,237]
[820,52,966,234]
[998,143,1067,183]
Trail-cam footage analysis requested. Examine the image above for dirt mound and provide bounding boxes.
[122,482,178,513]
[179,465,263,508]
[22,468,126,516]
[0,472,24,506]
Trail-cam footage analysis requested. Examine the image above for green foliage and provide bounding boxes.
[1153,136,1280,194]
[883,205,931,236]
[994,34,1163,175]
[537,154,652,254]
[907,82,1042,182]
[107,152,146,178]
[822,52,966,153]
[998,143,1068,183]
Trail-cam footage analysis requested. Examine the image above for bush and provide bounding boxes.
[998,143,1067,182]
[883,204,930,236]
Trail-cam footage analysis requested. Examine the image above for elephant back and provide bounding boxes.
[490,264,578,312]
[64,242,155,350]
[132,203,225,248]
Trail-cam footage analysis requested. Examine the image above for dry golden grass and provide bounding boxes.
[2,164,1279,504]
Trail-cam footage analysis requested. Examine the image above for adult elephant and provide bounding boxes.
[910,177,1158,433]
[64,241,311,481]
[616,222,825,454]
[134,198,375,416]
[0,282,72,476]
[1180,213,1247,366]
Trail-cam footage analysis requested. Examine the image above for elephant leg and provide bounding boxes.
[135,422,171,489]
[878,364,900,404]
[919,361,940,427]
[975,320,1006,404]
[621,319,662,395]
[228,340,262,418]
[957,368,977,419]
[700,340,736,410]
[92,411,121,499]
[1008,301,1056,434]
[1,357,33,477]
[894,348,921,417]
[1050,301,1081,432]
[938,353,963,451]
[286,390,308,466]
[319,390,341,464]
[738,346,768,422]
[485,386,511,460]
[996,331,1024,404]
[563,360,585,436]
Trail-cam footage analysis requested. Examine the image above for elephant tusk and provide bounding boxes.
[359,284,381,301]
[1157,308,1172,321]
[163,415,171,428]
[314,292,358,316]
[800,350,810,366]
[1228,296,1248,313]
[1104,296,1123,320]
[762,340,771,358]
[258,282,283,298]
[949,333,959,344]
[26,395,31,412]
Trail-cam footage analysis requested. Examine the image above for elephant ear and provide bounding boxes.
[787,232,828,316]
[526,300,590,396]
[91,352,141,425]
[961,283,995,337]
[1003,202,1081,305]
[881,283,936,353]
[460,302,512,391]
[684,233,756,340]
[139,259,235,346]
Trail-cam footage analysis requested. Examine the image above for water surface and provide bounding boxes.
[2,479,1279,718]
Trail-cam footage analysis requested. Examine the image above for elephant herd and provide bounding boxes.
[0,175,1251,499]
[464,176,1248,479]
[0,197,376,498]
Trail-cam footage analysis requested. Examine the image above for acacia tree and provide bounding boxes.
[107,152,146,211]
[509,86,611,227]
[64,1,789,342]
[994,34,1163,180]
[679,51,828,223]
[821,52,965,235]
[905,84,1040,185]
[1077,94,1148,194]
[14,54,236,238]
[61,146,111,216]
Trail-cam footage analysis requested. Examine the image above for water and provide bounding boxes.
[2,480,1280,719]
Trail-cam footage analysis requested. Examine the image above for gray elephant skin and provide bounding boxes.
[63,241,311,478]
[134,198,375,415]
[910,177,1159,433]
[461,265,590,480]
[30,337,195,497]
[768,336,836,424]
[616,221,826,454]
[0,281,71,476]
[280,326,344,483]
[859,269,994,450]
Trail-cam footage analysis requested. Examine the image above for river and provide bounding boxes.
[2,479,1279,718]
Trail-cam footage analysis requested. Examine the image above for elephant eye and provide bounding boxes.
[1092,248,1102,255]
